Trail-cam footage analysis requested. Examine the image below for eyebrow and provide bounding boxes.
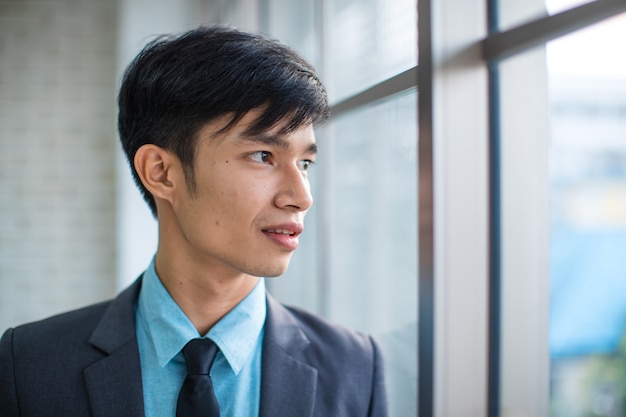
[238,133,318,155]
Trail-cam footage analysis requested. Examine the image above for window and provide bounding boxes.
[489,0,626,416]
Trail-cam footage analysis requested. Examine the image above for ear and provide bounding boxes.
[134,144,181,204]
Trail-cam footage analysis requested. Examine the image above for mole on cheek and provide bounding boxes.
[215,220,220,226]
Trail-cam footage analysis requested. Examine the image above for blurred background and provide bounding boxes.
[1,0,626,416]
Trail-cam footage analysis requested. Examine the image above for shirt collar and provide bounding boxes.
[137,258,266,375]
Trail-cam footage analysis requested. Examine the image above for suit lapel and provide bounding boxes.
[81,281,319,417]
[84,278,145,417]
[259,295,318,417]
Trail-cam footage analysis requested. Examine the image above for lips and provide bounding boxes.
[262,223,303,251]
[265,229,299,237]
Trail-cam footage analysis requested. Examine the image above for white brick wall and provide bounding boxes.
[0,0,118,331]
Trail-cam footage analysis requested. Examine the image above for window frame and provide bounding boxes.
[416,0,626,416]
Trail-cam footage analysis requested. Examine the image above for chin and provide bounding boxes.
[253,252,294,277]
[250,262,290,278]
[259,266,288,278]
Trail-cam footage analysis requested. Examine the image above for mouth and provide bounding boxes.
[263,228,297,236]
[261,223,303,251]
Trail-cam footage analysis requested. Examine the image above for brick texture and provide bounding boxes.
[0,0,118,331]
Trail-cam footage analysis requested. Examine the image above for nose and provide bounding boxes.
[274,165,313,212]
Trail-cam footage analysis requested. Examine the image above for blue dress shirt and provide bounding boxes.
[135,259,266,417]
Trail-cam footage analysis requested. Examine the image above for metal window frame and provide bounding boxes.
[416,0,626,416]
[483,0,626,61]
[485,1,626,416]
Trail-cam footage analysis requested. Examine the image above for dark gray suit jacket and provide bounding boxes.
[0,278,387,416]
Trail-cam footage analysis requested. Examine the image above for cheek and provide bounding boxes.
[208,183,258,223]
[224,177,271,202]
[194,165,274,223]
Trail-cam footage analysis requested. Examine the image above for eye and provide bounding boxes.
[249,151,271,164]
[298,159,315,172]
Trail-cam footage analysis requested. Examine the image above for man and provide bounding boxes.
[0,26,387,417]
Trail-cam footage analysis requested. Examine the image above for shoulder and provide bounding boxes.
[3,277,141,353]
[1,278,142,360]
[1,300,113,360]
[0,282,142,413]
[283,303,380,356]
[264,297,388,415]
[0,299,123,417]
[10,300,110,334]
[266,296,383,372]
[0,301,114,396]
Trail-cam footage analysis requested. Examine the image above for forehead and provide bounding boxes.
[198,109,317,150]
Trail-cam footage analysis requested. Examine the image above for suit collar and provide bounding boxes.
[85,277,145,417]
[259,294,318,417]
[82,280,321,417]
[89,278,141,353]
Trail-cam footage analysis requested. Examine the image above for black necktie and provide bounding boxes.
[176,338,221,417]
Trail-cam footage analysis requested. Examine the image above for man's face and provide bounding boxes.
[168,110,317,279]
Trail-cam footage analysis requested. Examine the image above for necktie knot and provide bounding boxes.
[182,338,219,375]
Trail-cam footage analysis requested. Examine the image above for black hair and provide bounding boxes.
[118,25,330,217]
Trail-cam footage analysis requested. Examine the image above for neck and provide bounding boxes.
[154,248,259,336]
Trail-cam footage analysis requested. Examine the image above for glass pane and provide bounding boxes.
[327,90,418,416]
[498,0,596,32]
[498,0,547,32]
[325,0,417,103]
[548,0,596,15]
[548,12,626,417]
[266,0,318,68]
